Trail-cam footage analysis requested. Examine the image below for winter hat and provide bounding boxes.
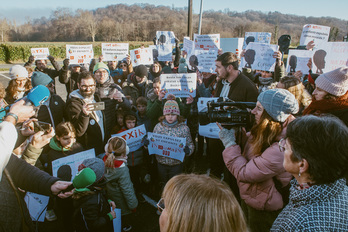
[31,71,52,87]
[258,89,299,122]
[135,65,148,78]
[72,168,97,192]
[93,62,110,75]
[78,158,105,183]
[178,58,188,73]
[315,66,348,97]
[9,65,28,80]
[163,94,180,116]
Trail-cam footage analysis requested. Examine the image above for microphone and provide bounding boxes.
[60,167,96,193]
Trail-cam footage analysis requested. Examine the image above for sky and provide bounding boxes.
[1,0,347,24]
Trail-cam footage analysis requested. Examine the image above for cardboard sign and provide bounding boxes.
[130,48,153,66]
[286,49,313,74]
[66,44,94,64]
[111,124,146,152]
[147,132,186,162]
[161,73,197,98]
[195,49,218,73]
[299,24,330,46]
[52,149,95,180]
[157,44,173,62]
[194,34,220,50]
[156,31,176,45]
[24,192,50,222]
[242,32,272,50]
[102,43,129,62]
[240,42,279,72]
[31,47,50,60]
[311,42,348,74]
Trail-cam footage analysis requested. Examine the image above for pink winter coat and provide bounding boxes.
[222,116,294,211]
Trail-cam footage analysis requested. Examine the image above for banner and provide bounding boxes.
[242,32,272,50]
[147,132,186,162]
[195,49,218,73]
[102,43,129,62]
[194,34,220,50]
[240,42,279,72]
[66,44,94,64]
[160,73,197,98]
[111,124,146,152]
[156,31,176,45]
[197,97,220,139]
[157,44,173,62]
[299,24,330,46]
[24,192,50,222]
[285,49,313,74]
[130,48,153,66]
[31,47,50,60]
[311,42,348,74]
[52,149,95,180]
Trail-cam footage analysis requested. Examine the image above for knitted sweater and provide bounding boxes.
[271,178,348,231]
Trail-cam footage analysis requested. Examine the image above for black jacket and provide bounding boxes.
[36,94,66,129]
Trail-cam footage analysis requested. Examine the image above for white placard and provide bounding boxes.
[240,42,279,72]
[112,208,122,232]
[286,49,313,74]
[311,42,348,74]
[157,44,173,62]
[130,48,154,66]
[220,38,244,57]
[161,73,197,98]
[195,49,218,73]
[242,32,272,50]
[31,48,50,60]
[148,45,158,61]
[194,34,220,50]
[147,132,186,162]
[299,24,330,46]
[111,124,146,153]
[156,31,176,45]
[183,37,194,53]
[66,44,94,64]
[102,43,129,62]
[52,149,95,180]
[24,192,50,222]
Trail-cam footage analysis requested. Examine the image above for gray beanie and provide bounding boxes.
[315,66,348,97]
[80,158,105,182]
[257,89,299,122]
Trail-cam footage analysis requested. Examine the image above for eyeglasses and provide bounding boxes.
[80,84,96,90]
[278,138,286,152]
[157,198,165,214]
[119,64,127,68]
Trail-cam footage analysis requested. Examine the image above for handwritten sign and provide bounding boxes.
[300,24,330,46]
[24,192,50,222]
[31,47,50,60]
[102,43,129,62]
[112,124,146,152]
[286,49,313,74]
[194,34,220,50]
[242,32,272,50]
[156,31,176,45]
[195,49,218,73]
[148,132,186,162]
[66,44,94,64]
[130,48,153,66]
[161,73,197,98]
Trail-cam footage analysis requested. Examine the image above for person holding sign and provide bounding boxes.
[153,95,194,186]
[59,58,87,95]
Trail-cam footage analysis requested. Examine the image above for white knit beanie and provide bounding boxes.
[9,65,28,80]
[315,66,348,97]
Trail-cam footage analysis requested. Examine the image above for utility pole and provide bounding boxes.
[187,0,193,39]
[198,0,203,35]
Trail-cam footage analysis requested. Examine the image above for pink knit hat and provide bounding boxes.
[315,66,348,97]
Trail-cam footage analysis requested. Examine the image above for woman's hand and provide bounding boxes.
[216,122,237,148]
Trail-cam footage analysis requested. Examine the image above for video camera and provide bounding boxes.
[198,98,256,129]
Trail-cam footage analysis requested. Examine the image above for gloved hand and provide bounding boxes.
[218,127,236,148]
[63,58,69,67]
[184,146,190,156]
[28,55,35,64]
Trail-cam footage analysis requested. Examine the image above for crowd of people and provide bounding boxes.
[0,35,347,232]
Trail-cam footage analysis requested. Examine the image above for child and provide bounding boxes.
[153,94,194,185]
[103,137,138,232]
[111,109,125,134]
[73,158,116,232]
[135,96,151,132]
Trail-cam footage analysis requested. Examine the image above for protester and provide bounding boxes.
[59,58,86,95]
[148,61,163,80]
[5,65,31,104]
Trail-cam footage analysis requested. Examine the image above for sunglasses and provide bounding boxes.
[119,64,127,68]
[157,198,165,213]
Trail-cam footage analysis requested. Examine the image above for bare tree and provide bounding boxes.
[0,18,11,42]
[77,9,98,42]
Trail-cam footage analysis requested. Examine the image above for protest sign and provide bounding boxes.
[31,47,50,60]
[240,42,279,72]
[183,37,194,54]
[113,208,122,232]
[220,38,244,57]
[197,97,220,139]
[111,124,146,152]
[160,73,197,98]
[66,44,94,64]
[299,24,330,46]
[102,43,129,62]
[157,44,173,62]
[195,49,218,73]
[194,34,220,50]
[148,45,158,61]
[156,31,176,45]
[286,49,313,74]
[147,132,186,162]
[311,42,348,74]
[25,192,50,222]
[242,32,272,50]
[130,48,153,66]
[52,149,95,180]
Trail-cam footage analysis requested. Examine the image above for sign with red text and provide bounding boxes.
[147,132,186,162]
[130,48,153,66]
[300,24,330,46]
[102,43,129,62]
[194,34,220,50]
[112,124,146,152]
[31,47,50,60]
[66,44,94,64]
[160,73,197,98]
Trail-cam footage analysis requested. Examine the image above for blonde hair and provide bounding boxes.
[104,137,127,168]
[250,110,282,155]
[161,174,248,232]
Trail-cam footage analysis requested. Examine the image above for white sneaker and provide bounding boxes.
[45,209,57,221]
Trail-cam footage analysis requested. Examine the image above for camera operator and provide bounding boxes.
[218,89,299,232]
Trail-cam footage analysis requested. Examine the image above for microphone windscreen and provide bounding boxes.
[27,85,50,107]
